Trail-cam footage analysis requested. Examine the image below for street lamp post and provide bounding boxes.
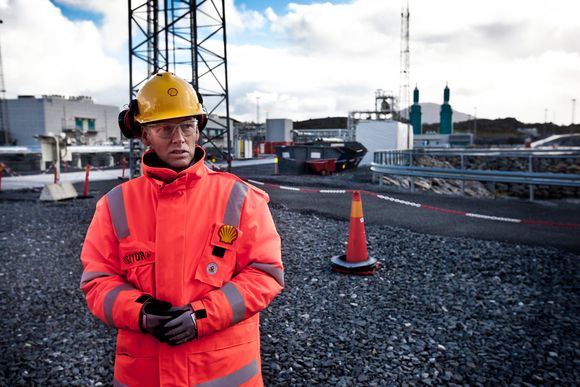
[256,96,260,125]
[52,134,62,183]
[473,107,477,138]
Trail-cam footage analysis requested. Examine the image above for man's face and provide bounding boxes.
[141,117,199,171]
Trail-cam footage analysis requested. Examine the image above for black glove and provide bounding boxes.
[159,305,198,346]
[138,297,177,341]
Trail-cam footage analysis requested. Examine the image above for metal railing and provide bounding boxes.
[371,149,580,201]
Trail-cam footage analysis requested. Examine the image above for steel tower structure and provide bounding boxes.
[398,0,410,122]
[128,0,231,177]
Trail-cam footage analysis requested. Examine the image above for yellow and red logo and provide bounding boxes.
[218,224,238,244]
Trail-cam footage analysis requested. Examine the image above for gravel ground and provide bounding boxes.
[0,179,578,386]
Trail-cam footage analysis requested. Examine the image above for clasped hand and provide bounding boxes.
[139,298,198,346]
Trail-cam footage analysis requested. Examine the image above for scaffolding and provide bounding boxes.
[128,0,231,177]
[347,90,398,141]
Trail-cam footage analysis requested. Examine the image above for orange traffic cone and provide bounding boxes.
[330,191,379,275]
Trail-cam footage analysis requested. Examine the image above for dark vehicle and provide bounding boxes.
[275,141,367,175]
[530,134,580,149]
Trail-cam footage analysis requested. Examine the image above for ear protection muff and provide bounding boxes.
[117,99,142,139]
[194,90,208,131]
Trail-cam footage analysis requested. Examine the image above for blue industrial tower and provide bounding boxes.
[410,86,422,135]
[440,84,453,135]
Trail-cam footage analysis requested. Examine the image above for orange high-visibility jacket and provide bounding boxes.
[80,147,284,387]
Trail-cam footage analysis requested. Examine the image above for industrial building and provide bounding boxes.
[4,95,120,146]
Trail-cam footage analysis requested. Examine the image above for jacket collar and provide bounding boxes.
[141,145,207,185]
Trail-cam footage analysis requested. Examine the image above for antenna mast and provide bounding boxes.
[0,20,10,145]
[398,0,410,122]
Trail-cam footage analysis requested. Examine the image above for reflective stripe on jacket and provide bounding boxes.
[80,147,284,386]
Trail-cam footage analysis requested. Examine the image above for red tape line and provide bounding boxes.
[246,179,580,229]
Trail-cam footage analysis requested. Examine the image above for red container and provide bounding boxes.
[261,141,293,154]
[306,159,337,175]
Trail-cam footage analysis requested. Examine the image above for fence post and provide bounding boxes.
[528,154,534,201]
[120,157,127,179]
[460,154,465,196]
[409,151,415,192]
[0,163,4,192]
[82,162,91,197]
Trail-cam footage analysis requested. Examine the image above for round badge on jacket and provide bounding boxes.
[206,262,218,275]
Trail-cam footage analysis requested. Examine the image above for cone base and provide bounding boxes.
[330,255,379,276]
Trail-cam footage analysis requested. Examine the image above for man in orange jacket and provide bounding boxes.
[80,71,284,386]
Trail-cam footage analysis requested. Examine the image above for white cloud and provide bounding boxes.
[239,0,580,124]
[1,0,579,125]
[1,0,126,107]
[51,0,126,53]
[225,0,266,34]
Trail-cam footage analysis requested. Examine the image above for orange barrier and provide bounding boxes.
[82,163,91,197]
[119,157,127,179]
[330,191,379,275]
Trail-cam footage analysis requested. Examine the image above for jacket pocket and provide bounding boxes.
[188,340,261,386]
[194,223,242,288]
[119,238,156,294]
[114,330,158,386]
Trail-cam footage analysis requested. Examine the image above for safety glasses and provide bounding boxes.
[144,119,198,139]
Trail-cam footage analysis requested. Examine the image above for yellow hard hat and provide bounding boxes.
[135,71,205,124]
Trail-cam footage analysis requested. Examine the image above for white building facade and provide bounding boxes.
[5,95,120,146]
[356,120,412,165]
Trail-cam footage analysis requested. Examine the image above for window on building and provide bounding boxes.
[74,117,96,131]
[75,118,84,130]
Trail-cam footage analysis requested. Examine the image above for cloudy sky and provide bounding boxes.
[0,0,579,125]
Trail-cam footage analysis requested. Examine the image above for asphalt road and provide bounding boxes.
[234,166,580,254]
[2,165,578,253]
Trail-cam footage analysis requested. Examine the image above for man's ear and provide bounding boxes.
[141,129,152,147]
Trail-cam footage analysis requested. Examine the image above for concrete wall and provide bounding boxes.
[43,96,119,144]
[5,96,120,146]
[6,97,45,146]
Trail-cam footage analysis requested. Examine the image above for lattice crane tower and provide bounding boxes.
[128,0,232,177]
[398,0,410,122]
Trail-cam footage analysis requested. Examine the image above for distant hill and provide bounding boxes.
[293,104,472,130]
[424,117,579,145]
[293,115,580,146]
[294,117,347,129]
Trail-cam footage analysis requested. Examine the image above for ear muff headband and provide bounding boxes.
[195,90,203,104]
[117,99,142,139]
[194,90,208,131]
[118,93,207,137]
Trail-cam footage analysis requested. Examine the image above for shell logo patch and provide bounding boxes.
[167,87,178,96]
[218,224,238,244]
[206,262,218,275]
